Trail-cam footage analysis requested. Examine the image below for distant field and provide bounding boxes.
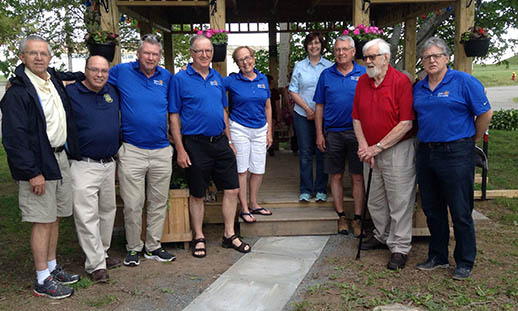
[473,55,518,87]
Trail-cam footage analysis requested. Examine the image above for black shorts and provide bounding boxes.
[324,130,363,175]
[183,133,239,198]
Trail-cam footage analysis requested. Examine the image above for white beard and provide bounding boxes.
[366,65,381,78]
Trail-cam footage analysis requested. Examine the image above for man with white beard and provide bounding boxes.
[351,38,417,270]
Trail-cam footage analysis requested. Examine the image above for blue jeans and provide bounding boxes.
[293,112,327,195]
[416,139,476,269]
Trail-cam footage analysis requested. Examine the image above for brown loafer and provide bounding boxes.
[338,216,349,235]
[106,257,122,269]
[90,269,109,283]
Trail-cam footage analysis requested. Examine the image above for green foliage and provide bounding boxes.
[472,59,518,87]
[254,49,271,75]
[489,109,518,131]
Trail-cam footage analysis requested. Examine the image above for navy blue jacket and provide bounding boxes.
[0,64,81,181]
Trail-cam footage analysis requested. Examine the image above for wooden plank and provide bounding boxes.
[453,0,474,74]
[352,0,369,27]
[210,0,227,76]
[474,190,518,199]
[117,0,209,6]
[404,16,416,76]
[100,0,121,65]
[372,0,451,3]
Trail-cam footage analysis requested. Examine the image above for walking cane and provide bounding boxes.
[356,167,373,260]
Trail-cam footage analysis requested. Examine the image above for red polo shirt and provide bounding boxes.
[351,65,415,146]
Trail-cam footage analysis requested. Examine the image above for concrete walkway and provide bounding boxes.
[182,236,329,311]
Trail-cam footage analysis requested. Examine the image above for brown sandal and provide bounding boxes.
[222,234,251,253]
[191,238,207,258]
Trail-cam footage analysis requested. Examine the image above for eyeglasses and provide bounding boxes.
[25,51,50,58]
[86,67,109,74]
[141,34,160,43]
[422,53,445,62]
[237,55,253,64]
[334,47,353,53]
[362,54,384,62]
[191,48,213,55]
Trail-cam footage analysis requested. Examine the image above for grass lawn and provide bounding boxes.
[473,55,518,87]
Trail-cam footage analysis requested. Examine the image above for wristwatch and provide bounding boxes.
[376,142,384,151]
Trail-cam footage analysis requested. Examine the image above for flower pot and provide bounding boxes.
[87,42,116,62]
[212,43,227,62]
[354,40,367,60]
[462,38,490,57]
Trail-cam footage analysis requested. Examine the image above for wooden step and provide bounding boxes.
[240,206,339,237]
[204,199,355,224]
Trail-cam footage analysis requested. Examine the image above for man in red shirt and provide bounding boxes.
[351,38,416,270]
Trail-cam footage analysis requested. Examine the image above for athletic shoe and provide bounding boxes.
[453,267,472,280]
[416,257,450,271]
[315,192,327,202]
[144,247,176,262]
[33,276,73,299]
[123,251,140,266]
[50,264,80,285]
[299,193,311,202]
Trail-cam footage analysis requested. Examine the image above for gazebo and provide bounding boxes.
[100,0,475,78]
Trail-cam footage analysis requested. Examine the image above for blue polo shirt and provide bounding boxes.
[289,56,333,117]
[413,68,491,142]
[66,81,120,159]
[108,61,172,149]
[313,62,366,131]
[169,63,228,136]
[222,69,270,128]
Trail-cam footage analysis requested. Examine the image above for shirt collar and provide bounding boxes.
[421,66,453,91]
[186,63,214,79]
[304,56,327,67]
[368,64,394,88]
[76,81,109,95]
[132,60,162,78]
[236,68,261,82]
[330,61,362,77]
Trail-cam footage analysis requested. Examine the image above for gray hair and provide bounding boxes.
[363,38,391,58]
[190,34,213,49]
[19,35,52,55]
[138,34,162,52]
[419,37,451,58]
[335,35,355,48]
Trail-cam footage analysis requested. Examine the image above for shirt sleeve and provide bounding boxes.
[396,74,415,121]
[168,74,182,113]
[313,71,326,105]
[288,63,301,93]
[463,74,491,116]
[222,76,230,90]
[108,64,119,86]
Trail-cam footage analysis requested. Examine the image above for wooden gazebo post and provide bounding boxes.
[454,0,474,74]
[404,17,417,76]
[209,0,227,76]
[100,0,121,65]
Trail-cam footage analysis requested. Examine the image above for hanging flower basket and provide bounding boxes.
[354,40,368,60]
[462,38,490,57]
[87,42,116,62]
[212,43,227,62]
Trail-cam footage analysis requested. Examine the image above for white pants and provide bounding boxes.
[365,138,417,254]
[230,120,268,174]
[71,159,116,273]
[117,143,173,252]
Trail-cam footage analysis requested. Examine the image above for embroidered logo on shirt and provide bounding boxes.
[257,83,266,89]
[153,80,163,86]
[104,94,113,103]
[210,80,218,86]
[350,76,360,81]
[437,91,449,97]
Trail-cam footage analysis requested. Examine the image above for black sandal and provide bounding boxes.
[191,238,207,258]
[222,234,251,253]
[239,212,256,223]
[250,207,272,216]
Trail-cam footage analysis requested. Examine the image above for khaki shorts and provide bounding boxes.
[18,150,72,223]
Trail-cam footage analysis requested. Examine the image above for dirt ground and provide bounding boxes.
[1,200,516,310]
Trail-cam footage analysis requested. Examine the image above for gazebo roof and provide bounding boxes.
[117,0,455,31]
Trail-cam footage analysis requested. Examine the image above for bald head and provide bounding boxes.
[83,55,110,93]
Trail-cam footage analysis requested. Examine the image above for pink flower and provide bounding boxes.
[353,29,360,35]
[197,30,203,35]
[364,28,370,34]
[358,24,365,29]
[206,33,212,38]
[342,29,349,35]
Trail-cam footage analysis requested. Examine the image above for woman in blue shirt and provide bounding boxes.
[413,37,493,280]
[289,33,333,202]
[224,46,273,223]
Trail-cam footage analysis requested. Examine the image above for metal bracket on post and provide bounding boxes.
[99,0,109,13]
[210,0,218,16]
[362,0,371,13]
